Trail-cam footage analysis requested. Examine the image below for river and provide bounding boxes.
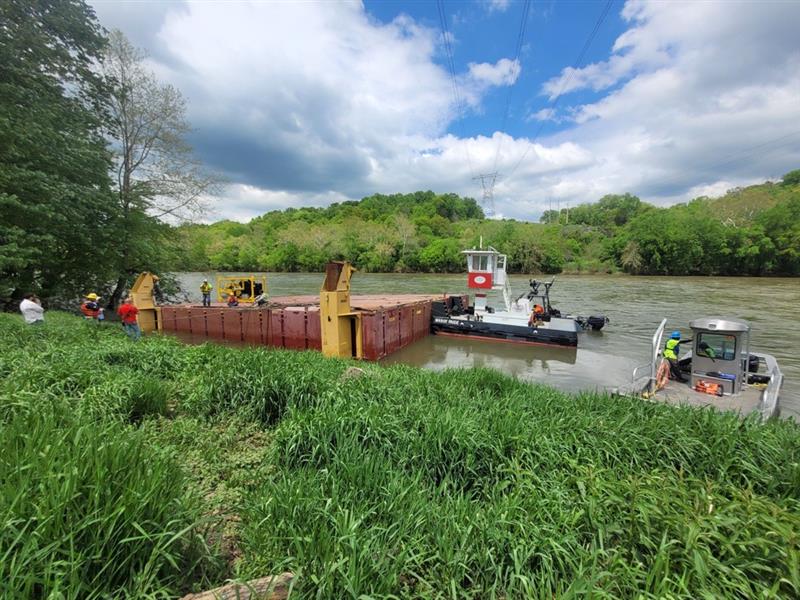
[175,272,800,420]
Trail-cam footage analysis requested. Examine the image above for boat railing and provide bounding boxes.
[762,358,783,418]
[630,318,668,393]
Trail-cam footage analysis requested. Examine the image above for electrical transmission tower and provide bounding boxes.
[473,172,501,217]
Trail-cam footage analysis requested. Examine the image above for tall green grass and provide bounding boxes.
[2,312,799,598]
[241,367,800,598]
[181,346,346,425]
[0,405,219,599]
[0,313,224,598]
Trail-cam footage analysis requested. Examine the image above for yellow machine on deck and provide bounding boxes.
[129,272,161,333]
[320,262,362,359]
[216,275,267,303]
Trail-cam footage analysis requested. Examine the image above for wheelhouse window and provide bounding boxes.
[696,333,736,361]
[467,254,492,271]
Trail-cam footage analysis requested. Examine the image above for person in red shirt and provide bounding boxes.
[117,297,141,341]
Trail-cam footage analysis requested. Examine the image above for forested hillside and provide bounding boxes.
[171,173,800,276]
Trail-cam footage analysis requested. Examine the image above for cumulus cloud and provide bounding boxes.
[534,0,800,206]
[467,58,520,87]
[90,1,800,222]
[203,185,352,223]
[484,0,512,13]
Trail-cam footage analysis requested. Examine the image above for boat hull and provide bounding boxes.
[431,316,578,347]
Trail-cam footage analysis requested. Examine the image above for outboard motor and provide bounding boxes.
[587,315,609,331]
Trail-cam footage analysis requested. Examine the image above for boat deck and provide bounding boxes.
[655,380,765,416]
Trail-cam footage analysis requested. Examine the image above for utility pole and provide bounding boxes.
[473,172,500,217]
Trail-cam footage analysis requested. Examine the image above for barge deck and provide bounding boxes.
[159,293,467,361]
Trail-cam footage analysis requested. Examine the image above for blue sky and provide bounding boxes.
[365,0,627,140]
[90,0,800,222]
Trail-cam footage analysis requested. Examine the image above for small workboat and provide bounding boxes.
[627,317,782,419]
[431,245,607,347]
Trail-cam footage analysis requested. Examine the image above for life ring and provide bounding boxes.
[655,359,669,391]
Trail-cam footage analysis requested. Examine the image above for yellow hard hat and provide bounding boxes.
[86,293,98,300]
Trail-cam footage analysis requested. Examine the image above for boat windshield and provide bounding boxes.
[696,332,736,361]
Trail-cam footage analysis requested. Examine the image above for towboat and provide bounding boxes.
[430,245,608,347]
[627,317,782,419]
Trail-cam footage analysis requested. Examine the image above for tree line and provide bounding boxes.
[172,175,800,276]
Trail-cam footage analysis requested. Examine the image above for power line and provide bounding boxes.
[491,0,532,175]
[506,0,615,183]
[646,130,800,196]
[436,0,475,178]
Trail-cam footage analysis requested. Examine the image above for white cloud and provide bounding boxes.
[530,108,557,122]
[90,1,800,223]
[467,58,520,87]
[485,0,511,14]
[204,185,352,224]
[533,0,800,208]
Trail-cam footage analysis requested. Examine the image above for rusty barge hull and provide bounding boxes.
[159,294,467,361]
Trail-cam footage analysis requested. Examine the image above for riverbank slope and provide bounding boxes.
[2,313,799,598]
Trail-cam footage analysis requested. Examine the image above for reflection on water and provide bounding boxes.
[384,335,640,395]
[175,271,800,420]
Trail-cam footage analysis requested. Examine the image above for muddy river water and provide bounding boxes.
[176,272,800,420]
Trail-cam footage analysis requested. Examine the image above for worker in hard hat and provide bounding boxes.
[200,278,213,307]
[80,293,104,321]
[663,330,692,382]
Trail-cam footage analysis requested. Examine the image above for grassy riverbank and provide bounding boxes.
[2,313,799,598]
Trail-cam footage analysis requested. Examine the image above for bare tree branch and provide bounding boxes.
[103,30,220,224]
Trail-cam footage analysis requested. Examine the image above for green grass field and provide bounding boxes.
[1,313,798,598]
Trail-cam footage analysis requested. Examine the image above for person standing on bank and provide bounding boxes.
[19,293,45,325]
[81,293,104,321]
[117,297,141,340]
[664,330,692,382]
[200,279,213,307]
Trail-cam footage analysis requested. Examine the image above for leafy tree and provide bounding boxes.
[102,30,217,307]
[620,241,644,274]
[758,195,800,274]
[780,168,800,187]
[418,239,462,272]
[555,193,644,228]
[0,0,117,303]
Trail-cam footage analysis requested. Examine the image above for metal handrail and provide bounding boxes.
[630,318,668,393]
[762,364,783,418]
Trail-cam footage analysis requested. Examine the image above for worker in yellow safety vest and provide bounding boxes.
[664,330,692,382]
[200,279,213,307]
